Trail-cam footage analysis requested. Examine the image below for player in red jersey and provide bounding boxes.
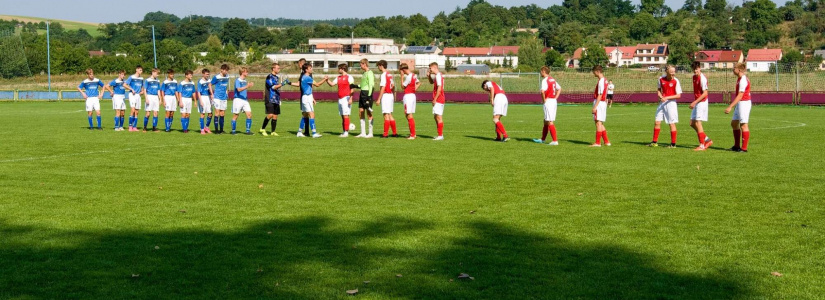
[427,62,445,141]
[482,80,510,142]
[533,66,562,145]
[725,63,752,152]
[327,63,355,137]
[375,60,398,138]
[590,65,610,147]
[648,65,682,148]
[689,61,713,151]
[400,63,420,139]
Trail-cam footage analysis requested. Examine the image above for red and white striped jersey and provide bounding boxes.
[658,76,683,98]
[594,78,608,101]
[432,73,445,104]
[736,75,751,101]
[485,81,505,95]
[541,76,561,99]
[693,73,708,102]
[380,71,394,94]
[403,73,418,94]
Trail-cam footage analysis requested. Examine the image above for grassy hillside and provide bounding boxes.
[0,15,101,37]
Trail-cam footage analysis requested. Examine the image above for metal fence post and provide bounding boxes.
[796,62,800,93]
[775,62,779,92]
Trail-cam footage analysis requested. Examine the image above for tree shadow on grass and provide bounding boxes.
[0,218,750,299]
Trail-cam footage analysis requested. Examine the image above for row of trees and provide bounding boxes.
[3,0,825,76]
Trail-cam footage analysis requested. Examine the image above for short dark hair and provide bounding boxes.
[118,70,126,74]
[167,69,175,74]
[377,60,388,68]
[220,64,229,71]
[691,61,702,70]
[338,63,348,71]
[481,80,490,89]
[201,68,210,74]
[185,70,193,76]
[592,65,603,72]
[399,63,409,71]
[429,62,439,67]
[135,65,143,70]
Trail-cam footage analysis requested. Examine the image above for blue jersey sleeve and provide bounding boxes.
[124,77,132,86]
[78,81,84,89]
[178,83,183,94]
[97,80,104,87]
[109,79,117,87]
[211,76,217,85]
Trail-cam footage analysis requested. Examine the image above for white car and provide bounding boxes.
[647,66,661,72]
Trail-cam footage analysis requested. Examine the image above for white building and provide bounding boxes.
[746,48,783,72]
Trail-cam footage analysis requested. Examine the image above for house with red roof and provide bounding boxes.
[746,48,782,72]
[634,44,669,66]
[605,46,636,67]
[694,50,743,69]
[443,46,520,68]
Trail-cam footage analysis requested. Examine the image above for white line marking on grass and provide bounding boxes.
[0,141,224,164]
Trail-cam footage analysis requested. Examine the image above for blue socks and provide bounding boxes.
[219,116,225,131]
[299,118,306,132]
[144,116,149,128]
[152,117,158,128]
[231,120,237,132]
[96,116,101,128]
[206,115,212,126]
[88,116,93,128]
[213,116,219,131]
[246,119,252,132]
[200,117,204,130]
[309,119,316,134]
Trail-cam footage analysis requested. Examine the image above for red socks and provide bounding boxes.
[698,132,706,144]
[437,122,443,136]
[343,116,349,132]
[549,125,557,142]
[408,119,416,137]
[383,121,390,136]
[742,131,750,150]
[595,131,602,145]
[733,129,741,148]
[495,122,507,138]
[390,120,397,135]
[653,128,661,142]
[602,131,610,145]
[541,125,549,141]
[671,131,677,145]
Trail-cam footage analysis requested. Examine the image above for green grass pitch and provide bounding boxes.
[0,101,823,299]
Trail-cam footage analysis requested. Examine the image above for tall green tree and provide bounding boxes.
[579,43,609,69]
[517,38,544,71]
[220,18,250,46]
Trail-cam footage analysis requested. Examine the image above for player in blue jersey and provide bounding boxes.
[289,63,328,138]
[143,68,161,132]
[261,62,290,136]
[210,64,231,134]
[231,67,255,135]
[78,68,104,130]
[104,70,128,131]
[124,66,144,131]
[179,70,197,133]
[160,69,180,132]
[196,68,214,135]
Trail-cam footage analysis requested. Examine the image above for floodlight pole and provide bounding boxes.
[151,25,157,68]
[47,21,51,92]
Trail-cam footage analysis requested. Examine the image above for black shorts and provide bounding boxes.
[607,94,614,100]
[265,102,281,115]
[359,91,374,109]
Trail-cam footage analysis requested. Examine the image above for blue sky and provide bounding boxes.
[1,0,782,24]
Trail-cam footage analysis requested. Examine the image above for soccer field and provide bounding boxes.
[0,101,823,299]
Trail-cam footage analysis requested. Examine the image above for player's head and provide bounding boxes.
[117,69,126,79]
[360,59,369,71]
[85,68,94,78]
[201,68,210,78]
[151,68,159,77]
[220,64,229,75]
[184,70,193,80]
[540,66,550,76]
[665,65,676,78]
[239,67,248,76]
[734,62,746,76]
[271,62,280,74]
[297,58,306,69]
[302,63,312,75]
[338,63,348,74]
[608,80,613,84]
[167,69,175,79]
[399,63,410,74]
[135,65,143,75]
[481,80,491,92]
[429,62,440,73]
[377,60,388,71]
[691,61,702,75]
[592,65,603,77]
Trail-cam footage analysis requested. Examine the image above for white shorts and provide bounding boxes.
[85,97,100,112]
[214,99,228,111]
[145,95,159,112]
[691,101,708,122]
[338,97,351,116]
[164,95,178,112]
[593,100,607,122]
[112,95,126,110]
[381,94,394,114]
[433,103,445,116]
[493,94,508,116]
[232,98,252,114]
[198,96,212,114]
[403,94,417,114]
[128,93,142,109]
[180,98,193,114]
[655,100,679,124]
[301,95,314,112]
[543,98,557,122]
[732,100,752,124]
